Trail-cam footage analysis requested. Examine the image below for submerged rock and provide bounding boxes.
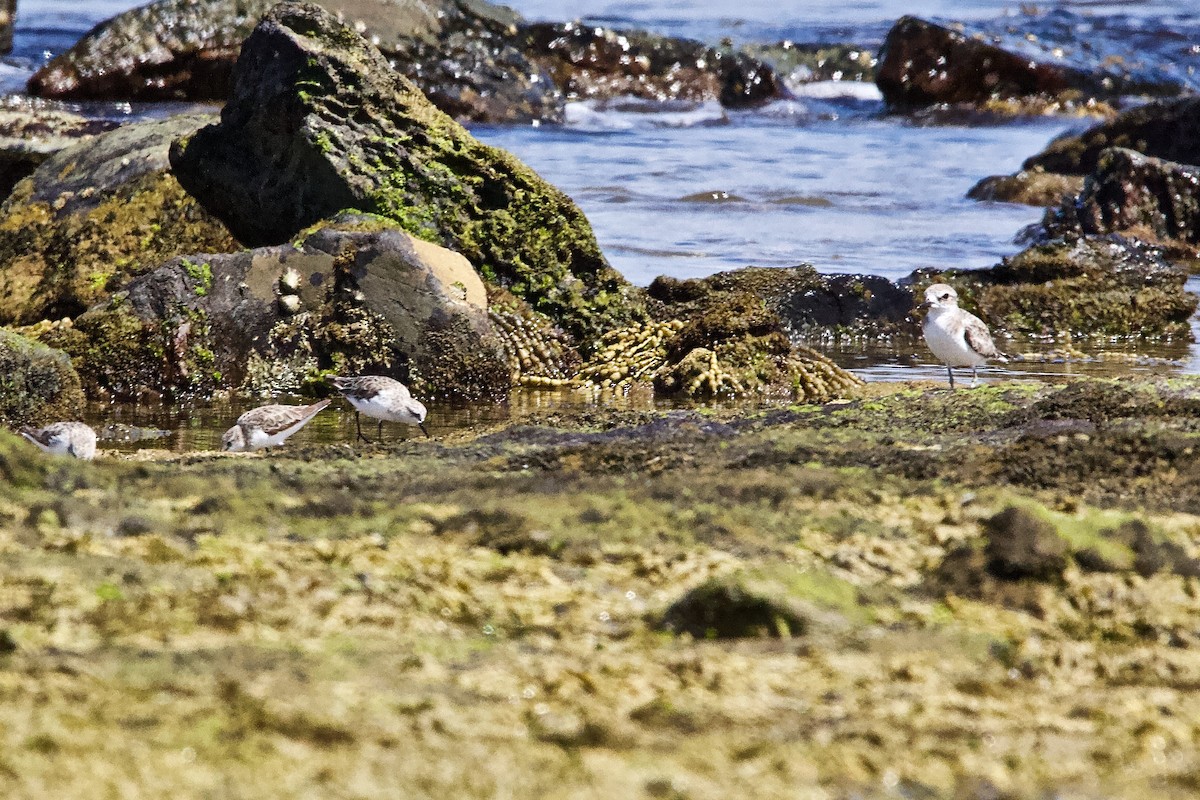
[521,22,780,108]
[0,115,238,326]
[0,328,85,427]
[966,170,1084,207]
[51,214,509,402]
[171,2,636,343]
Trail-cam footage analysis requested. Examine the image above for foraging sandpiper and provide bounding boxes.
[330,375,429,442]
[221,399,331,452]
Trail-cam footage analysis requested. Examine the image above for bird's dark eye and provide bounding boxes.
[940,293,950,300]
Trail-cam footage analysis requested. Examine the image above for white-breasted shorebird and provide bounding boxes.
[221,399,331,452]
[330,375,429,442]
[20,421,98,459]
[919,283,1006,389]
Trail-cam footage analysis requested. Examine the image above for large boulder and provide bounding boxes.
[27,0,782,121]
[47,214,509,402]
[1041,148,1200,259]
[170,2,637,343]
[968,98,1200,208]
[0,328,85,427]
[0,115,239,325]
[1024,97,1200,176]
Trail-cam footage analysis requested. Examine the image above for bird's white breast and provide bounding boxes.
[923,308,987,367]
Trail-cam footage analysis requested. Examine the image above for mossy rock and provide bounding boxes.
[982,506,1069,582]
[940,235,1197,339]
[0,328,85,426]
[658,567,858,639]
[170,2,640,343]
[0,115,238,326]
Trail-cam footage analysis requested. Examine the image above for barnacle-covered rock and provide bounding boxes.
[488,287,581,389]
[577,319,684,391]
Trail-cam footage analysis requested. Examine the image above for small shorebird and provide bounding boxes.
[20,421,98,460]
[221,399,331,452]
[919,283,1006,389]
[331,375,429,442]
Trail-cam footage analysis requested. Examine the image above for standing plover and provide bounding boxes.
[919,283,1006,388]
[330,375,429,442]
[20,421,98,459]
[221,399,331,452]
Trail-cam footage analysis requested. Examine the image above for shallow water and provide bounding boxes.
[6,0,1200,450]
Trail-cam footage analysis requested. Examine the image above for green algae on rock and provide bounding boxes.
[51,213,509,402]
[170,2,638,343]
[0,115,239,326]
[959,235,1197,339]
[0,328,85,426]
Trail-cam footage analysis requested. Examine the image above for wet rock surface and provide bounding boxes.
[171,2,635,343]
[945,234,1197,339]
[521,22,780,108]
[57,214,508,402]
[0,114,238,326]
[1040,148,1200,260]
[876,14,1189,112]
[5,378,1200,797]
[28,0,783,120]
[0,328,85,426]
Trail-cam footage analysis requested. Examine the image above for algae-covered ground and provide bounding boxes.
[3,378,1200,799]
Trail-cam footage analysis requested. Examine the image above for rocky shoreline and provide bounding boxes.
[1,1,1200,795]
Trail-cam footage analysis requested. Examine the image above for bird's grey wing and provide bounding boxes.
[20,426,52,447]
[963,314,1005,360]
[238,405,303,435]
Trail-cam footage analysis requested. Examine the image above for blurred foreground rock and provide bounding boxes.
[0,328,85,426]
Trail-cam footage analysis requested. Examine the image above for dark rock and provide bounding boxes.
[651,266,915,341]
[966,170,1085,207]
[1115,519,1200,579]
[876,16,1106,110]
[0,115,238,326]
[1024,97,1200,176]
[876,14,1187,112]
[0,98,120,201]
[521,22,781,108]
[1041,148,1200,258]
[981,506,1067,582]
[28,0,561,124]
[659,572,813,639]
[0,328,85,427]
[55,214,509,402]
[171,2,637,343]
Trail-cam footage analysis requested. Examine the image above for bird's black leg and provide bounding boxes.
[947,365,956,390]
[418,422,430,438]
[378,420,385,441]
[971,366,979,387]
[355,411,371,443]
